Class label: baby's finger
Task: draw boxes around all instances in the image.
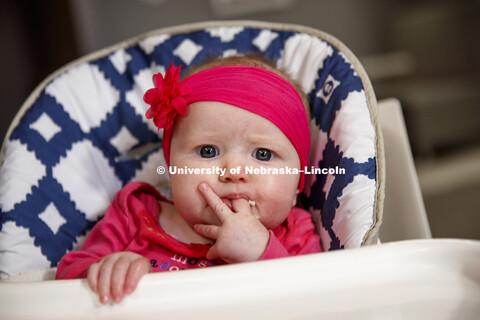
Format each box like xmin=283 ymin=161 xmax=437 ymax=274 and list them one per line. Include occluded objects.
xmin=231 ymin=198 xmax=251 ymax=213
xmin=97 ymin=257 xmax=116 ymax=304
xmin=124 ymin=258 xmax=151 ymax=295
xmin=87 ymin=262 xmax=101 ymax=293
xmin=198 ymin=182 xmax=231 ymax=222
xmin=194 ymin=223 xmax=219 ymax=240
xmin=110 ymin=258 xmax=130 ymax=303
xmin=205 ymin=244 xmax=220 ymax=261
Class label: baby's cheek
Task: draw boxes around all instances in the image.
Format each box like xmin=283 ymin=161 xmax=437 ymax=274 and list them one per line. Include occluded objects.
xmin=264 ymin=174 xmax=298 ymax=198
xmin=259 ymin=184 xmax=297 ymax=227
xmin=258 ymin=199 xmax=293 ymax=229
xmin=171 ymin=186 xmax=200 ymax=221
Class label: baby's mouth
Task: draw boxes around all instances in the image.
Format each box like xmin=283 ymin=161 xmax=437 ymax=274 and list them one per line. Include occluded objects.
xmin=220 ymin=198 xmax=257 ymax=212
xmin=220 ymin=193 xmax=254 ymax=211
xmin=221 ymin=198 xmax=233 ymax=210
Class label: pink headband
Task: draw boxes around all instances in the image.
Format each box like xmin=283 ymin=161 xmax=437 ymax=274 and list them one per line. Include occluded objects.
xmin=143 ymin=63 xmax=310 ymax=191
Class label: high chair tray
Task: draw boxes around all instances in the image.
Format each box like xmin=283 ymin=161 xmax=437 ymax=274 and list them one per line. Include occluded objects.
xmin=1 ymin=239 xmax=479 ymax=319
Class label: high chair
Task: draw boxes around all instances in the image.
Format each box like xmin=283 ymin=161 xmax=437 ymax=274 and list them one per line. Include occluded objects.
xmin=1 ymin=21 xmax=479 ymax=319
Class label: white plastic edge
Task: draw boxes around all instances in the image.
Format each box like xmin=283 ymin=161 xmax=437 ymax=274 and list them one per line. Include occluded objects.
xmin=1 ymin=239 xmax=479 ymax=320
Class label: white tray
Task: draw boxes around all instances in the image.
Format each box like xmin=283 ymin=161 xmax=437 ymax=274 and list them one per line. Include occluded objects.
xmin=1 ymin=239 xmax=479 ymax=319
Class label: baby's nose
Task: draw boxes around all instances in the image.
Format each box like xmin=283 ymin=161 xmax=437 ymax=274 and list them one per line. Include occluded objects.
xmin=218 ymin=156 xmax=248 ymax=183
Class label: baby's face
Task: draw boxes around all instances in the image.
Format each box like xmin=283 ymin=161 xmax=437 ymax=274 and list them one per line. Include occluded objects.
xmin=169 ymin=101 xmax=301 ymax=230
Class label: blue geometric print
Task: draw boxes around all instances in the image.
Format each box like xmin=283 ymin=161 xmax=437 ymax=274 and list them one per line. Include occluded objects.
xmin=311 ymin=50 xmax=364 ymax=134
xmin=0 ymin=25 xmax=378 ymax=276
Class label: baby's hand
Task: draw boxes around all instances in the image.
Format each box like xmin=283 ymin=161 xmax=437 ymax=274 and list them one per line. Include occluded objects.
xmin=194 ymin=182 xmax=270 ymax=263
xmin=87 ymin=251 xmax=151 ymax=304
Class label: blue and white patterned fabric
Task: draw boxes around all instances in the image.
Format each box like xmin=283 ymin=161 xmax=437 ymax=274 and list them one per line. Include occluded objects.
xmin=0 ymin=22 xmax=383 ymax=279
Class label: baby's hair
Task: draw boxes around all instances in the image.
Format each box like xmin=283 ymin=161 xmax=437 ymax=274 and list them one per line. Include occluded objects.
xmin=185 ymin=54 xmax=311 ymax=119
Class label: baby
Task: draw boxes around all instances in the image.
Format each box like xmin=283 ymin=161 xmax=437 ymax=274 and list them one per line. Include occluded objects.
xmin=56 ymin=55 xmax=322 ymax=304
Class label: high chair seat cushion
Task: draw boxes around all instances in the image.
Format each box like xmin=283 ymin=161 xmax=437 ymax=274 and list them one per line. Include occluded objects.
xmin=0 ymin=21 xmax=384 ymax=279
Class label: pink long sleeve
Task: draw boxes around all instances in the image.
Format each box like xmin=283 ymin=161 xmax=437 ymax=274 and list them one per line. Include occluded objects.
xmin=262 ymin=207 xmax=322 ymax=260
xmin=56 ymin=183 xmax=156 ymax=279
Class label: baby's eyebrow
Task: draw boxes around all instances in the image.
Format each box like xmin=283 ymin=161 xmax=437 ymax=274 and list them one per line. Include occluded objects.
xmin=185 ymin=132 xmax=288 ymax=150
xmin=247 ymin=136 xmax=291 ymax=153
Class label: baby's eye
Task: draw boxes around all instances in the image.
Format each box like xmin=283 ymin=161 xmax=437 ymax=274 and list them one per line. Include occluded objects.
xmin=197 ymin=145 xmax=218 ymax=158
xmin=253 ymin=148 xmax=274 ymax=161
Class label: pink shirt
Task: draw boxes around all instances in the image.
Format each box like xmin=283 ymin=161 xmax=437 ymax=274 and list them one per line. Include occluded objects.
xmin=56 ymin=182 xmax=321 ymax=279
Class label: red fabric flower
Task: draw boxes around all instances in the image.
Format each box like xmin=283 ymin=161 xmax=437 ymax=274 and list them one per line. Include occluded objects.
xmin=143 ymin=63 xmax=191 ymax=130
